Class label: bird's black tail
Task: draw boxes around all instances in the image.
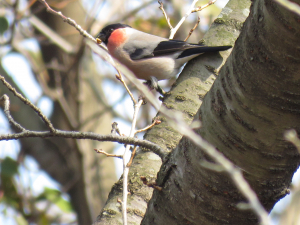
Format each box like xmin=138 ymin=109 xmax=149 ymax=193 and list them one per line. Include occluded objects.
xmin=178 ymin=45 xmax=232 ymax=58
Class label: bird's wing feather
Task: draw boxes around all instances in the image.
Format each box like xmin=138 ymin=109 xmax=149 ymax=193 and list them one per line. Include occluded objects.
xmin=152 ymin=40 xmax=198 ymax=57
xmin=127 ymin=40 xmax=199 ymax=60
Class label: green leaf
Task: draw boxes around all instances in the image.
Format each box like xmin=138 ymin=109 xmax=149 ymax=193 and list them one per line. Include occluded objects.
xmin=15 ymin=214 xmax=28 ymax=225
xmin=0 ymin=16 xmax=9 ymax=34
xmin=37 ymin=213 xmax=50 ymax=225
xmin=0 ymin=176 xmax=20 ymax=210
xmin=37 ymin=187 xmax=73 ymax=213
xmin=54 ymin=197 xmax=73 ymax=212
xmin=1 ymin=157 xmax=19 ymax=177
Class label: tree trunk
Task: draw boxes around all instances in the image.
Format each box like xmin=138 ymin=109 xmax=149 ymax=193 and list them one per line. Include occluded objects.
xmin=93 ymin=0 xmax=250 ymax=224
xmin=142 ymin=0 xmax=300 ymax=224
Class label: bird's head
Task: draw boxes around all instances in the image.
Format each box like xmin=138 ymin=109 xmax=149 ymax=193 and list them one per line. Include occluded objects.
xmin=96 ymin=23 xmax=131 ymax=45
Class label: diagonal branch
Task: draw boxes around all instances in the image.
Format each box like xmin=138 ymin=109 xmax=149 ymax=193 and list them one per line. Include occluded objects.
xmin=37 ymin=0 xmax=107 ymax=51
xmin=0 ymin=75 xmax=56 ymax=133
xmin=158 ymin=1 xmax=173 ymax=30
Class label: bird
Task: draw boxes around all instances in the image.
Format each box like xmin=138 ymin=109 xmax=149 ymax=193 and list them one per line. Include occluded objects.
xmin=96 ymin=23 xmax=231 ymax=93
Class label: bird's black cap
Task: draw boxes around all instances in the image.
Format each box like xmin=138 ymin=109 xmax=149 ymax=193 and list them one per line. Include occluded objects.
xmin=96 ymin=23 xmax=131 ymax=45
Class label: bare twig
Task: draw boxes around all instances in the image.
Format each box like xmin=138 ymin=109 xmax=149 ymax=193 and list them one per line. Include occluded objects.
xmin=158 ymin=1 xmax=173 ymax=30
xmin=0 ymin=128 xmax=165 ymax=157
xmin=140 ymin=176 xmax=162 ymax=191
xmin=166 ymin=114 xmax=270 ymax=225
xmin=118 ymin=65 xmax=270 ymax=224
xmin=115 ymin=68 xmax=137 ymax=105
xmin=115 ymin=32 xmax=269 ymax=224
xmin=135 ymin=119 xmax=161 ymax=135
xmin=0 ymin=74 xmax=165 ymax=157
xmin=122 ymin=99 xmax=143 ymax=225
xmin=191 ymin=0 xmax=217 ymax=13
xmin=0 ymin=95 xmax=26 ymax=132
xmin=28 ymin=16 xmax=75 ymax=54
xmin=37 ymin=0 xmax=107 ymax=51
xmin=0 ymin=75 xmax=56 ymax=133
xmin=169 ymin=0 xmax=200 ymax=39
xmin=126 ymin=146 xmax=137 ymax=167
xmin=184 ymin=16 xmax=200 ymax=42
xmin=94 ymin=149 xmax=123 ymax=159
xmin=9 ymin=1 xmax=267 ymax=224
xmin=111 ymin=122 xmax=121 ymax=136
xmin=159 ymin=0 xmax=216 ymax=39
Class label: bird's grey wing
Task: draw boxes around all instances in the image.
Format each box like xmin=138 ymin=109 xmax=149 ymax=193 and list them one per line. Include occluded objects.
xmin=127 ymin=46 xmax=155 ymax=60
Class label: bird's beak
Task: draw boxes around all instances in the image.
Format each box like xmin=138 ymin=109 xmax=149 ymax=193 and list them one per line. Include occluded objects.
xmin=97 ymin=32 xmax=106 ymax=43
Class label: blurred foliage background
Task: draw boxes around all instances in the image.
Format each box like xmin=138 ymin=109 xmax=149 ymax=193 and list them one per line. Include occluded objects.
xmin=2 ymin=0 xmax=294 ymax=224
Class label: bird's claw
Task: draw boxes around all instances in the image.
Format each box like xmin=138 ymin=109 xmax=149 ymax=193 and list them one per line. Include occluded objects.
xmin=150 ymin=76 xmax=166 ymax=96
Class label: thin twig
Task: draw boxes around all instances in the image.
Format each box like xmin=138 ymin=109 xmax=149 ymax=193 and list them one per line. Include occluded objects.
xmin=115 ymin=68 xmax=137 ymax=105
xmin=122 ymin=99 xmax=143 ymax=225
xmin=159 ymin=0 xmax=216 ymax=39
xmin=135 ymin=119 xmax=161 ymax=135
xmin=126 ymin=146 xmax=137 ymax=167
xmin=184 ymin=16 xmax=201 ymax=42
xmin=28 ymin=16 xmax=75 ymax=54
xmin=158 ymin=1 xmax=173 ymax=30
xmin=115 ymin=45 xmax=269 ymax=224
xmin=90 ymin=40 xmax=144 ymax=109
xmin=94 ymin=149 xmax=123 ymax=159
xmin=140 ymin=176 xmax=162 ymax=191
xmin=0 ymin=75 xmax=165 ymax=157
xmin=0 ymin=75 xmax=56 ymax=133
xmin=169 ymin=0 xmax=200 ymax=39
xmin=111 ymin=122 xmax=122 ymax=136
xmin=165 ymin=114 xmax=270 ymax=225
xmin=0 ymin=95 xmax=26 ymax=132
xmin=0 ymin=129 xmax=165 ymax=157
xmin=191 ymin=0 xmax=217 ymax=13
xmin=37 ymin=0 xmax=107 ymax=51
xmin=11 ymin=2 xmax=266 ymax=224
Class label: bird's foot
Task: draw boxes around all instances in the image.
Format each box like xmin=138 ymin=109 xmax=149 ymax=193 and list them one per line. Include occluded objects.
xmin=149 ymin=76 xmax=166 ymax=96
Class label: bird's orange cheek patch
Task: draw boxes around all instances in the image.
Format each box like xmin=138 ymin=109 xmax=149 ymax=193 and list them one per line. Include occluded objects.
xmin=107 ymin=29 xmax=127 ymax=52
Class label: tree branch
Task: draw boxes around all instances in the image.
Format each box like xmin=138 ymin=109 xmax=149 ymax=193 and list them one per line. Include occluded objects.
xmin=0 ymin=128 xmax=165 ymax=158
xmin=122 ymin=99 xmax=143 ymax=225
xmin=37 ymin=0 xmax=107 ymax=51
xmin=0 ymin=75 xmax=56 ymax=133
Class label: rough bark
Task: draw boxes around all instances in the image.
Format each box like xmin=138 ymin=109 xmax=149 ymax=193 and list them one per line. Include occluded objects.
xmin=142 ymin=0 xmax=300 ymax=224
xmin=93 ymin=0 xmax=249 ymax=224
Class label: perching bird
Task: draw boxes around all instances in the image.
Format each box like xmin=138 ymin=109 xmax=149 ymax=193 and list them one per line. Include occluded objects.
xmin=96 ymin=23 xmax=231 ymax=92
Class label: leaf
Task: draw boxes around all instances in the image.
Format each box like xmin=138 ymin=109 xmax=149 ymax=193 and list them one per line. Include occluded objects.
xmin=37 ymin=187 xmax=73 ymax=212
xmin=0 ymin=175 xmax=20 ymax=210
xmin=15 ymin=214 xmax=28 ymax=225
xmin=0 ymin=16 xmax=9 ymax=34
xmin=54 ymin=197 xmax=73 ymax=212
xmin=1 ymin=157 xmax=19 ymax=177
